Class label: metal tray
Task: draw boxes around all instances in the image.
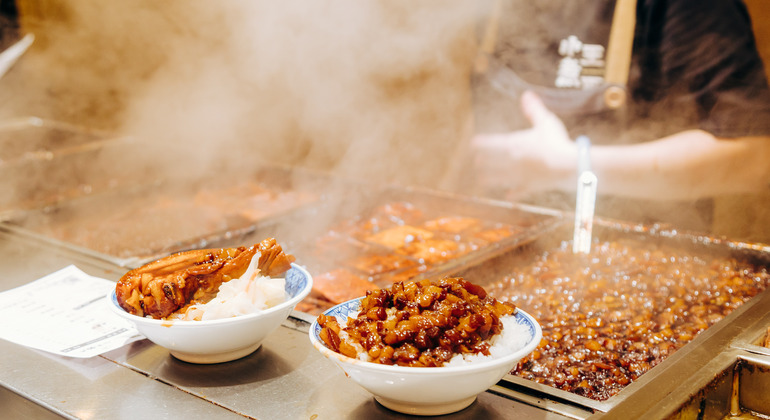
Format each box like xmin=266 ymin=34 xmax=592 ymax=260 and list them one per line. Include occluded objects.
xmin=442 ymin=218 xmax=770 ymax=415
xmin=200 ymin=185 xmax=564 ymax=314
xmin=2 ymin=164 xmax=328 ymax=267
xmin=0 ymin=117 xmax=137 ymax=217
xmin=0 ymin=117 xmax=116 ymax=163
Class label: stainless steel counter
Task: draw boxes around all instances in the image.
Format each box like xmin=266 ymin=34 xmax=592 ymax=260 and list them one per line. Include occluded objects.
xmin=0 ymin=227 xmax=577 ymax=420
xmin=4 ymin=221 xmax=770 ymax=420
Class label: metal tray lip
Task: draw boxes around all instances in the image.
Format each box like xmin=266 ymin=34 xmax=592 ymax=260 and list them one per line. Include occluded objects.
xmin=588 ymin=216 xmax=770 ymax=254
xmin=495 ymin=373 xmax=613 ymax=414
xmin=487 ymin=385 xmax=595 ymax=420
xmin=730 ymin=319 xmax=770 ymax=357
xmin=0 ymin=115 xmax=133 ymax=166
xmin=734 ymin=342 xmax=770 ymax=358
xmin=310 ymin=181 xmax=567 ymax=221
xmin=733 ymin=349 xmax=770 ymax=366
xmin=0 ymin=222 xmax=144 ymax=268
xmin=0 ymin=115 xmax=116 ymax=136
xmin=396 ymin=184 xmax=566 ymax=215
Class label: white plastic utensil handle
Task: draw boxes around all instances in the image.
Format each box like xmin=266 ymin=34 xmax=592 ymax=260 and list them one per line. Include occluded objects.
xmin=573 ymin=170 xmax=597 ymax=254
xmin=573 ymin=136 xmax=597 ymax=254
xmin=576 ymin=135 xmax=592 ymax=174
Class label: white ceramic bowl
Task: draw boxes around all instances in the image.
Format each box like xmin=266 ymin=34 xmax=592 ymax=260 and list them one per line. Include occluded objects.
xmin=109 ymin=263 xmax=312 ymax=364
xmin=309 ymin=297 xmax=542 ymax=416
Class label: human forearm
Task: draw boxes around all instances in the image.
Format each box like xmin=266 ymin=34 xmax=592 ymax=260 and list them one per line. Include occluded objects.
xmin=472 ymin=90 xmax=770 ymax=202
xmin=585 ymin=130 xmax=770 ymax=201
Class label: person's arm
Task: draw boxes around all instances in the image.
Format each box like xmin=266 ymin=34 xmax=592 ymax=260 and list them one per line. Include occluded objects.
xmin=590 ymin=130 xmax=770 ymax=201
xmin=471 ymin=91 xmax=770 ymax=201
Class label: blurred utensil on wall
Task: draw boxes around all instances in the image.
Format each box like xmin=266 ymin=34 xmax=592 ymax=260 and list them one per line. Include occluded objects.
xmin=0 ymin=32 xmax=33 ymax=80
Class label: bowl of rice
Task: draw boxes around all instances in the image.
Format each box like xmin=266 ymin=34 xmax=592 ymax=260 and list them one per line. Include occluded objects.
xmin=109 ymin=262 xmax=312 ymax=364
xmin=309 ymin=277 xmax=541 ymax=416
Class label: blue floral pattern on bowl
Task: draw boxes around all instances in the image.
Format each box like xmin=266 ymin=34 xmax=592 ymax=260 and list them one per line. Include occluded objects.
xmin=285 ymin=263 xmax=311 ymax=298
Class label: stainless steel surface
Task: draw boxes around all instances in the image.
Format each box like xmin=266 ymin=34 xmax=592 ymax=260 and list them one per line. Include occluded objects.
xmin=0 ymin=228 xmax=246 ymax=420
xmin=4 ymin=192 xmax=770 ymax=419
xmin=0 ymin=226 xmax=574 ymax=419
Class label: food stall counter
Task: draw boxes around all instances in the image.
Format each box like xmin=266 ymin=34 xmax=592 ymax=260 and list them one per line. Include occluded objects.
xmin=0 ymin=227 xmax=579 ymax=420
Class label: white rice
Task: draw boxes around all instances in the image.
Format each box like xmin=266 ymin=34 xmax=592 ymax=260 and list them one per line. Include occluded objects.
xmin=172 ymin=252 xmax=286 ymax=321
xmin=444 ymin=315 xmax=530 ymax=366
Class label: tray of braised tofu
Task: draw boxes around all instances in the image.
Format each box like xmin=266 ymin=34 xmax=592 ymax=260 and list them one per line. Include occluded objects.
xmin=202 ymin=185 xmax=564 ymax=315
xmin=438 ymin=218 xmax=770 ymax=413
xmin=1 ymin=165 xmax=326 ymax=266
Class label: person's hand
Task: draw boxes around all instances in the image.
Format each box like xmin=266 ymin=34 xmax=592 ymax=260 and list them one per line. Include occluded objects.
xmin=470 ymin=90 xmax=577 ymax=198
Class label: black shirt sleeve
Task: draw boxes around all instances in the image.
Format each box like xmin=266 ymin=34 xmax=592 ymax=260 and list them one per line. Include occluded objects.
xmin=0 ymin=0 xmax=19 ymax=52
xmin=632 ymin=0 xmax=770 ymax=138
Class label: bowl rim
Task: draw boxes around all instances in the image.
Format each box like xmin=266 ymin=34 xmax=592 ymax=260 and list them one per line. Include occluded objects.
xmin=309 ymin=296 xmax=543 ymax=374
xmin=108 ymin=263 xmax=313 ymax=327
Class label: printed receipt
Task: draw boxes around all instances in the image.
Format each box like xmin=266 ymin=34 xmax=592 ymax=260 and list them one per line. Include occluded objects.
xmin=0 ymin=265 xmax=143 ymax=358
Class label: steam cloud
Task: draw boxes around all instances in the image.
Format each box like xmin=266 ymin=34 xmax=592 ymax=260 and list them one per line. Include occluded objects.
xmin=7 ymin=1 xmax=770 ymax=244
xmin=13 ymin=1 xmax=482 ymax=189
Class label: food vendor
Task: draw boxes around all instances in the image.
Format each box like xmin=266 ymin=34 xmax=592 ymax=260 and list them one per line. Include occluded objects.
xmin=466 ymin=0 xmax=770 ymax=241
